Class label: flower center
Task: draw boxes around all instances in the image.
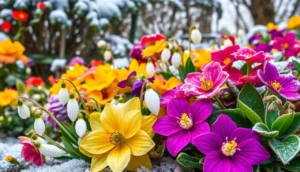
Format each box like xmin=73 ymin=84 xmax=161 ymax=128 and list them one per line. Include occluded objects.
xmin=179 ymin=113 xmax=193 ymax=129
xmin=270 ymin=81 xmax=282 ymax=91
xmin=283 ymin=43 xmax=289 ymax=49
xmin=110 ymin=132 xmax=123 ymax=145
xmin=200 ymin=77 xmax=214 ymax=91
xmin=223 ymin=58 xmax=231 ymax=65
xmin=247 ymin=53 xmax=253 ymax=58
xmin=19 ymin=14 xmax=25 ymax=19
xmin=222 ymin=138 xmax=239 ymax=156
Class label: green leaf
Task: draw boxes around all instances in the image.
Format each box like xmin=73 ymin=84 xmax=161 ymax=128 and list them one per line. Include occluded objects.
xmin=176 ymin=152 xmax=203 ymax=169
xmin=292 ymin=60 xmax=300 ymax=73
xmin=238 ymin=83 xmax=264 ymax=124
xmin=271 ymin=113 xmax=294 ymax=136
xmin=185 ymin=57 xmax=195 ymax=74
xmin=281 ymin=113 xmax=300 ymax=138
xmin=54 ymin=156 xmax=75 ymax=161
xmin=208 ymin=108 xmax=252 ymax=128
xmin=179 ymin=65 xmax=185 ymax=82
xmin=16 ymin=78 xmax=26 ymax=94
xmin=157 ymin=71 xmax=174 ymax=80
xmin=280 ymin=157 xmax=300 ymax=171
xmin=269 ymin=135 xmax=300 ymax=164
xmin=252 ymin=122 xmax=278 ymax=138
xmin=265 ymin=101 xmax=280 ymax=129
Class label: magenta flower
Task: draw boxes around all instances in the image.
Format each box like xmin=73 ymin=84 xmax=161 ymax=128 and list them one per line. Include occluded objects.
xmin=19 ymin=137 xmax=45 ymax=166
xmin=68 ymin=56 xmax=85 ymax=66
xmin=181 ymin=62 xmax=229 ymax=99
xmin=254 ymin=43 xmax=272 ymax=53
xmin=273 ymin=32 xmax=300 ymax=58
xmin=153 ymin=98 xmax=212 ymax=157
xmin=258 ymin=62 xmax=300 ymax=101
xmin=226 ymin=64 xmax=263 ymax=86
xmin=233 ymin=48 xmax=272 ymax=64
xmin=160 ymin=84 xmax=185 ymax=107
xmin=211 ymin=45 xmax=239 ymax=68
xmin=118 ymin=71 xmax=137 ymax=88
xmin=193 ymin=115 xmax=270 ymax=172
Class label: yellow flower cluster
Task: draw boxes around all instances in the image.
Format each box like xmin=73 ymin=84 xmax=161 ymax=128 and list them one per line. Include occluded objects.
xmin=0 ymin=39 xmax=28 ymax=64
xmin=288 ymin=16 xmax=300 ymax=30
xmin=0 ymin=89 xmax=18 ymax=107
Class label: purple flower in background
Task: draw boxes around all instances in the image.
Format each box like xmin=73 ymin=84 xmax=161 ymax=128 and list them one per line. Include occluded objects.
xmin=68 ymin=56 xmax=85 ymax=66
xmin=26 ymin=60 xmax=35 ymax=67
xmin=273 ymin=32 xmax=300 ymax=58
xmin=248 ymin=34 xmax=261 ymax=45
xmin=269 ymin=29 xmax=284 ymax=40
xmin=129 ymin=43 xmax=146 ymax=63
xmin=254 ymin=43 xmax=272 ymax=53
xmin=131 ymin=80 xmax=145 ymax=97
xmin=153 ymin=98 xmax=212 ymax=157
xmin=46 ymin=95 xmax=68 ymax=129
xmin=193 ymin=114 xmax=270 ymax=172
xmin=219 ymin=88 xmax=236 ymax=107
xmin=118 ymin=71 xmax=136 ymax=88
xmin=258 ymin=62 xmax=300 ymax=101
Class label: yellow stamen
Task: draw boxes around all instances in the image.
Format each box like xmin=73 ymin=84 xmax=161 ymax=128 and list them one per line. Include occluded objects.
xmin=247 ymin=53 xmax=253 ymax=57
xmin=200 ymin=77 xmax=214 ymax=91
xmin=223 ymin=58 xmax=231 ymax=65
xmin=222 ymin=138 xmax=239 ymax=156
xmin=5 ymin=155 xmax=12 ymax=162
xmin=270 ymin=81 xmax=282 ymax=91
xmin=19 ymin=14 xmax=24 ymax=19
xmin=109 ymin=132 xmax=123 ymax=145
xmin=283 ymin=43 xmax=289 ymax=49
xmin=179 ymin=113 xmax=193 ymax=129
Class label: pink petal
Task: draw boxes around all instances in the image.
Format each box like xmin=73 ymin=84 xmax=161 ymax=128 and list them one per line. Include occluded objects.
xmin=153 ymin=116 xmax=182 ymax=136
xmin=212 ymin=114 xmax=237 ymax=141
xmin=190 ymin=99 xmax=212 ymax=123
xmin=193 ymin=133 xmax=222 ymax=155
xmin=230 ymin=128 xmax=261 ymax=143
xmin=230 ymin=156 xmax=252 ymax=172
xmin=185 ymin=72 xmax=202 ymax=86
xmin=166 ymin=130 xmax=191 ymax=157
xmin=203 ymin=151 xmax=231 ymax=172
xmin=190 ymin=122 xmax=210 ymax=140
xmin=167 ymin=98 xmax=190 ymax=118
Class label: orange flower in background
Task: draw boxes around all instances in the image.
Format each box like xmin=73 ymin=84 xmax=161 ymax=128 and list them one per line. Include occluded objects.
xmin=36 ymin=2 xmax=46 ymax=10
xmin=25 ymin=77 xmax=45 ymax=87
xmin=267 ymin=22 xmax=279 ymax=31
xmin=142 ymin=40 xmax=166 ymax=58
xmin=151 ymin=76 xmax=182 ymax=95
xmin=0 ymin=21 xmax=11 ymax=32
xmin=12 ymin=11 xmax=29 ymax=22
xmin=0 ymin=39 xmax=28 ymax=64
xmin=287 ymin=15 xmax=300 ymax=30
xmin=90 ymin=59 xmax=103 ymax=67
xmin=0 ymin=89 xmax=18 ymax=107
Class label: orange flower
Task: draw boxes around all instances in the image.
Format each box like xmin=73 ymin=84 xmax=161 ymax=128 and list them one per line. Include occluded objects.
xmin=90 ymin=59 xmax=103 ymax=67
xmin=12 ymin=11 xmax=29 ymax=22
xmin=151 ymin=76 xmax=182 ymax=95
xmin=142 ymin=40 xmax=166 ymax=58
xmin=287 ymin=16 xmax=300 ymax=30
xmin=25 ymin=77 xmax=45 ymax=87
xmin=0 ymin=39 xmax=28 ymax=64
xmin=0 ymin=89 xmax=18 ymax=107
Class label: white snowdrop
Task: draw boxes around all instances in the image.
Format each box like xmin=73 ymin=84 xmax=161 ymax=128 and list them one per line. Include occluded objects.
xmin=104 ymin=50 xmax=112 ymax=61
xmin=97 ymin=40 xmax=106 ymax=48
xmin=37 ymin=143 xmax=66 ymax=158
xmin=17 ymin=100 xmax=30 ymax=119
xmin=146 ymin=61 xmax=155 ymax=77
xmin=223 ymin=39 xmax=233 ymax=47
xmin=34 ymin=118 xmax=45 ymax=136
xmin=191 ymin=28 xmax=202 ymax=44
xmin=161 ymin=48 xmax=171 ymax=63
xmin=58 ymin=83 xmax=69 ymax=105
xmin=75 ymin=115 xmax=87 ymax=137
xmin=67 ymin=94 xmax=79 ymax=122
xmin=145 ymin=86 xmax=160 ymax=116
xmin=32 ymin=135 xmax=47 ymax=144
xmin=171 ymin=52 xmax=182 ymax=68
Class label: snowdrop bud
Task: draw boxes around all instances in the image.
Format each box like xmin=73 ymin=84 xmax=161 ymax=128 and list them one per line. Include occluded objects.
xmin=26 ymin=67 xmax=31 ymax=75
xmin=171 ymin=52 xmax=182 ymax=68
xmin=237 ymin=29 xmax=245 ymax=37
xmin=104 ymin=50 xmax=112 ymax=61
xmin=67 ymin=94 xmax=79 ymax=122
xmin=146 ymin=61 xmax=155 ymax=77
xmin=32 ymin=135 xmax=47 ymax=144
xmin=75 ymin=114 xmax=87 ymax=137
xmin=223 ymin=39 xmax=233 ymax=47
xmin=34 ymin=114 xmax=45 ymax=136
xmin=17 ymin=100 xmax=30 ymax=119
xmin=145 ymin=85 xmax=160 ymax=116
xmin=97 ymin=40 xmax=106 ymax=48
xmin=32 ymin=94 xmax=41 ymax=101
xmin=161 ymin=48 xmax=171 ymax=63
xmin=191 ymin=27 xmax=202 ymax=44
xmin=58 ymin=83 xmax=69 ymax=105
xmin=37 ymin=143 xmax=66 ymax=158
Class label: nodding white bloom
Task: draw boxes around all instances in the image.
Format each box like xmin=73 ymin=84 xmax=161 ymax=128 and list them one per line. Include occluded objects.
xmin=145 ymin=87 xmax=160 ymax=116
xmin=146 ymin=61 xmax=155 ymax=77
xmin=17 ymin=100 xmax=30 ymax=119
xmin=37 ymin=143 xmax=66 ymax=158
xmin=34 ymin=115 xmax=45 ymax=136
xmin=161 ymin=48 xmax=171 ymax=63
xmin=67 ymin=94 xmax=79 ymax=122
xmin=171 ymin=52 xmax=181 ymax=68
xmin=191 ymin=28 xmax=202 ymax=44
xmin=32 ymin=135 xmax=47 ymax=144
xmin=75 ymin=115 xmax=87 ymax=137
xmin=223 ymin=39 xmax=233 ymax=47
xmin=32 ymin=94 xmax=41 ymax=101
xmin=104 ymin=50 xmax=112 ymax=61
xmin=58 ymin=83 xmax=69 ymax=105
xmin=97 ymin=40 xmax=106 ymax=48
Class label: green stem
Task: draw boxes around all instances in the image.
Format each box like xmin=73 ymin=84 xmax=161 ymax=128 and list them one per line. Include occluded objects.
xmin=86 ymin=97 xmax=101 ymax=112
xmin=214 ymin=96 xmax=226 ymax=110
xmin=139 ymin=81 xmax=148 ymax=110
xmin=41 ymin=134 xmax=70 ymax=154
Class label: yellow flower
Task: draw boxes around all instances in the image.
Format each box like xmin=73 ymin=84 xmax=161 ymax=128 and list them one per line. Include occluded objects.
xmin=0 ymin=39 xmax=28 ymax=64
xmin=142 ymin=40 xmax=166 ymax=58
xmin=267 ymin=22 xmax=279 ymax=31
xmin=151 ymin=76 xmax=182 ymax=95
xmin=80 ymin=98 xmax=155 ymax=172
xmin=288 ymin=16 xmax=300 ymax=30
xmin=183 ymin=49 xmax=212 ymax=69
xmin=86 ymin=83 xmax=119 ymax=106
xmin=0 ymin=89 xmax=18 ymax=107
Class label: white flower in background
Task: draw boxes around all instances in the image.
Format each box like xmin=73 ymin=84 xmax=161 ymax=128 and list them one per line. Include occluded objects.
xmin=145 ymin=86 xmax=160 ymax=116
xmin=97 ymin=40 xmax=106 ymax=48
xmin=34 ymin=114 xmax=45 ymax=136
xmin=37 ymin=143 xmax=66 ymax=158
xmin=104 ymin=50 xmax=112 ymax=61
xmin=32 ymin=94 xmax=42 ymax=101
xmin=146 ymin=61 xmax=155 ymax=77
xmin=223 ymin=39 xmax=233 ymax=47
xmin=171 ymin=52 xmax=181 ymax=68
xmin=17 ymin=100 xmax=30 ymax=119
xmin=191 ymin=27 xmax=202 ymax=44
xmin=161 ymin=48 xmax=171 ymax=63
xmin=67 ymin=94 xmax=79 ymax=122
xmin=58 ymin=83 xmax=69 ymax=105
xmin=50 ymin=58 xmax=66 ymax=72
xmin=75 ymin=114 xmax=87 ymax=137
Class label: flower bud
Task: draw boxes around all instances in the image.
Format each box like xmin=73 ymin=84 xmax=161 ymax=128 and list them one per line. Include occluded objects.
xmin=58 ymin=83 xmax=69 ymax=105
xmin=97 ymin=40 xmax=106 ymax=48
xmin=104 ymin=50 xmax=112 ymax=61
xmin=171 ymin=52 xmax=181 ymax=68
xmin=67 ymin=94 xmax=79 ymax=122
xmin=223 ymin=39 xmax=233 ymax=47
xmin=161 ymin=48 xmax=171 ymax=63
xmin=17 ymin=100 xmax=30 ymax=119
xmin=37 ymin=143 xmax=66 ymax=158
xmin=34 ymin=114 xmax=45 ymax=136
xmin=146 ymin=61 xmax=155 ymax=77
xmin=145 ymin=86 xmax=160 ymax=116
xmin=191 ymin=28 xmax=202 ymax=44
xmin=32 ymin=135 xmax=47 ymax=144
xmin=75 ymin=114 xmax=87 ymax=137
xmin=32 ymin=94 xmax=42 ymax=101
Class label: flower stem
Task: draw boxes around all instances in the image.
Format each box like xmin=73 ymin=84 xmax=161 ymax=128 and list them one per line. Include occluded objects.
xmin=214 ymin=96 xmax=226 ymax=110
xmin=41 ymin=134 xmax=70 ymax=153
xmin=86 ymin=97 xmax=101 ymax=112
xmin=140 ymin=81 xmax=148 ymax=110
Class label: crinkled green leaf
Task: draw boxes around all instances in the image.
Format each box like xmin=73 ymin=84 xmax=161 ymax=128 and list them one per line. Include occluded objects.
xmin=252 ymin=122 xmax=278 ymax=138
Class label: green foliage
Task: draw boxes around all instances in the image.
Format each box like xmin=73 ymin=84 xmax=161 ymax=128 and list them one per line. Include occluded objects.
xmin=176 ymin=153 xmax=203 ymax=169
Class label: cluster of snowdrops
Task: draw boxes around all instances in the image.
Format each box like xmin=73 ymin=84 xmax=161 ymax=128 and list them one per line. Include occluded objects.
xmin=5 ymin=17 xmax=300 ymax=172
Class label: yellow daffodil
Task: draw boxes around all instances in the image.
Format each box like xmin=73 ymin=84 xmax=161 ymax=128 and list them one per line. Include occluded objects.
xmin=151 ymin=76 xmax=182 ymax=95
xmin=142 ymin=40 xmax=166 ymax=58
xmin=0 ymin=89 xmax=18 ymax=107
xmin=267 ymin=22 xmax=279 ymax=31
xmin=80 ymin=98 xmax=156 ymax=172
xmin=0 ymin=39 xmax=28 ymax=64
xmin=287 ymin=15 xmax=300 ymax=30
